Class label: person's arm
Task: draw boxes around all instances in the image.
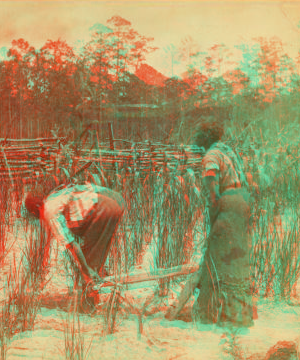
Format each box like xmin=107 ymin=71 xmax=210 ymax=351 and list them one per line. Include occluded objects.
xmin=43 ymin=195 xmax=100 ymax=285
xmin=66 ymin=241 xmax=100 ymax=284
xmin=203 ymin=173 xmax=220 ymax=205
xmin=202 ymin=172 xmax=220 ymax=223
xmin=184 ymin=168 xmax=201 ymax=200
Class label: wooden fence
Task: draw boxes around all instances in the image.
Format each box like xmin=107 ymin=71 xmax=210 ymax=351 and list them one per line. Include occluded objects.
xmin=0 ymin=137 xmax=63 ymax=184
xmin=0 ymin=137 xmax=203 ymax=184
xmin=75 ymin=140 xmax=203 ymax=178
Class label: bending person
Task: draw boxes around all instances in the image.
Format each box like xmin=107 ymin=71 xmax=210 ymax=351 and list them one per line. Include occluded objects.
xmin=25 ymin=181 xmax=125 ymax=306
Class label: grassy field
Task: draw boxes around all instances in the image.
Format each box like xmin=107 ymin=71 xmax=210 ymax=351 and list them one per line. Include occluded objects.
xmin=1 ymin=99 xmax=300 ymax=359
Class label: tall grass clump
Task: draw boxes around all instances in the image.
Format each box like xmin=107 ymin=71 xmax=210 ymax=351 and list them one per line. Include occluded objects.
xmin=227 ymin=117 xmax=300 ymax=301
xmin=0 ymin=208 xmax=51 ymax=346
xmin=0 ymin=179 xmax=10 ymax=212
xmin=0 ymin=299 xmax=10 ymax=360
xmin=249 ymin=174 xmax=300 ymax=300
xmin=0 ymin=181 xmax=11 ymax=251
xmin=153 ymin=169 xmax=203 ymax=295
xmin=105 ymin=166 xmax=158 ymax=276
xmin=0 ymin=259 xmax=38 ymax=339
xmin=0 ymin=200 xmax=8 ymax=265
xmin=63 ymin=293 xmax=93 ymax=360
xmin=22 ymin=216 xmax=51 ymax=285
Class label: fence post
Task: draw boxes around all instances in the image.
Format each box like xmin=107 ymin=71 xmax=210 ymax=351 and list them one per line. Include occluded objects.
xmin=1 ymin=146 xmax=14 ymax=187
xmin=108 ymin=121 xmax=115 ymax=151
xmin=94 ymin=129 xmax=108 ymax=187
xmin=108 ymin=122 xmax=119 ymax=178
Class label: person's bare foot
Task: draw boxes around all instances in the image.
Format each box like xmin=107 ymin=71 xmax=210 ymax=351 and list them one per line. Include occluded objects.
xmin=159 ymin=288 xmax=169 ymax=297
xmin=165 ymin=302 xmax=179 ymax=321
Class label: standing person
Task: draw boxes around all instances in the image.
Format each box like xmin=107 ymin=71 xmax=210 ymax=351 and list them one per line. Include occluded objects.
xmin=24 ymin=182 xmax=125 ymax=306
xmin=165 ymin=120 xmax=256 ymax=329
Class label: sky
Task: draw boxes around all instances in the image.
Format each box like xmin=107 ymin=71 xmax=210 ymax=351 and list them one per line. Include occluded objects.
xmin=0 ymin=1 xmax=299 ymax=77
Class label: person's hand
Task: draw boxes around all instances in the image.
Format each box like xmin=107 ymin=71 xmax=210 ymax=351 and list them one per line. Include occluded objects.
xmin=87 ymin=268 xmax=101 ymax=285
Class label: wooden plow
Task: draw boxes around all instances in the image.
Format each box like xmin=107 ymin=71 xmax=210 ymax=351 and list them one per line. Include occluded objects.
xmin=93 ymin=263 xmax=200 ymax=292
xmin=88 ymin=263 xmax=201 ymax=334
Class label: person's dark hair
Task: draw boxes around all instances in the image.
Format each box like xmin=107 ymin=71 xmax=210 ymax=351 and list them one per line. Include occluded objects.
xmin=25 ymin=193 xmax=44 ymax=219
xmin=193 ymin=119 xmax=224 ymax=151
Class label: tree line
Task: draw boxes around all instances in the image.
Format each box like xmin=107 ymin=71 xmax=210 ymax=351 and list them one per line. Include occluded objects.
xmin=0 ymin=15 xmax=299 ymax=141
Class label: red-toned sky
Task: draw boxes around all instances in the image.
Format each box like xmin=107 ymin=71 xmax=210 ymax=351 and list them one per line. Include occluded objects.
xmin=0 ymin=1 xmax=299 ymax=77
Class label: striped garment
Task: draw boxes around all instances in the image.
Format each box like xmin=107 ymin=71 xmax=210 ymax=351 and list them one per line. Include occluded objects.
xmin=201 ymin=142 xmax=248 ymax=195
xmin=43 ymin=182 xmax=118 ymax=247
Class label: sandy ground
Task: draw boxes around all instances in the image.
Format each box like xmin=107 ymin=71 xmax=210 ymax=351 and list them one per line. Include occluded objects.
xmin=1 ymin=214 xmax=300 ymax=360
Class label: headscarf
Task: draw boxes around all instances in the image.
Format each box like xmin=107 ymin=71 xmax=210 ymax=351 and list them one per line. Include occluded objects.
xmin=25 ymin=193 xmax=44 ymax=218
